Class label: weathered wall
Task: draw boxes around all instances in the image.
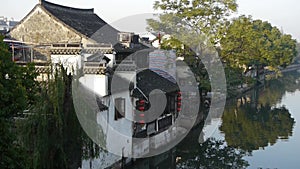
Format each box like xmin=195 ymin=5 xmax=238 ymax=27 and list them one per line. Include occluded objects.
xmin=10 ymin=6 xmax=90 ymax=44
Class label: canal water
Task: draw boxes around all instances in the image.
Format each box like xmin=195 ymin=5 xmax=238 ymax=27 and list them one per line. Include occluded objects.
xmin=125 ymin=71 xmax=300 ymax=169
xmin=29 ymin=71 xmax=300 ymax=168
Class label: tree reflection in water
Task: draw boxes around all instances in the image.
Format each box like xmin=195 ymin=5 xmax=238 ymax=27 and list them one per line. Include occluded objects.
xmin=219 ymin=72 xmax=299 ymax=152
xmin=128 ymin=134 xmax=250 ymax=169
xmin=220 ymin=104 xmax=295 ymax=152
xmin=18 ymin=70 xmax=300 ymax=168
xmin=176 ymin=138 xmax=250 ymax=169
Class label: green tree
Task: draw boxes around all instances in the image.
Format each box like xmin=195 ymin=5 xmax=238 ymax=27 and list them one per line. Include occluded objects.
xmin=150 ymin=0 xmax=237 ymax=44
xmin=225 ymin=66 xmax=250 ymax=96
xmin=220 ymin=16 xmax=298 ymax=81
xmin=0 ymin=36 xmax=38 ymax=168
xmin=147 ymin=0 xmax=237 ymax=100
xmin=293 ymin=42 xmax=300 ymax=63
xmin=147 ymin=0 xmax=238 ymax=58
xmin=20 ymin=67 xmax=86 ymax=169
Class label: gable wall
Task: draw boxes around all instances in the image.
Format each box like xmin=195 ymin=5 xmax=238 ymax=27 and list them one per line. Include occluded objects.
xmin=10 ymin=6 xmax=92 ymax=45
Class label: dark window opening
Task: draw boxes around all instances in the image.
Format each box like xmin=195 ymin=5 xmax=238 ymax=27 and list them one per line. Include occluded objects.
xmin=158 ymin=116 xmax=172 ymax=131
xmin=115 ymin=98 xmax=125 ymax=120
xmin=169 ymin=95 xmax=175 ymax=112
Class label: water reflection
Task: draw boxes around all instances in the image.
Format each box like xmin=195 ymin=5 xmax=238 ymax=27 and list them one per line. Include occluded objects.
xmin=176 ymin=131 xmax=250 ymax=169
xmin=127 ymin=126 xmax=250 ymax=169
xmin=220 ymin=72 xmax=299 ymax=152
xmin=127 ymin=71 xmax=300 ymax=168
xmin=21 ymin=71 xmax=300 ymax=168
xmin=125 ymin=136 xmax=248 ymax=168
xmin=220 ymin=104 xmax=294 ymax=151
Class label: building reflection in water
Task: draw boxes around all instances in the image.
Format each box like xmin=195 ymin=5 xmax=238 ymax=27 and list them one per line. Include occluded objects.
xmin=126 ymin=72 xmax=300 ymax=169
xmin=21 ymin=71 xmax=300 ymax=168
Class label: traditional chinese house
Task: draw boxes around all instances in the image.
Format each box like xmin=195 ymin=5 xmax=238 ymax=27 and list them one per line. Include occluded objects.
xmin=7 ymin=0 xmax=193 ymax=166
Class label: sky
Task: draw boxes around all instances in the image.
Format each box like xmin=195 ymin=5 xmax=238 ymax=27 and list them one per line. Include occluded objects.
xmin=1 ymin=0 xmax=300 ymax=40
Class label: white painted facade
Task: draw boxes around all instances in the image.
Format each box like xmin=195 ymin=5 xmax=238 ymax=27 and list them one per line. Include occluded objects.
xmin=47 ymin=44 xmax=184 ymax=163
xmin=51 ymin=54 xmax=82 ymax=75
xmin=79 ymin=74 xmax=108 ymax=96
xmin=83 ymin=71 xmax=136 ymax=157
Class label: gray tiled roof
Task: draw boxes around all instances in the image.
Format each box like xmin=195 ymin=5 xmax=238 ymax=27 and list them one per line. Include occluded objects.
xmin=8 ymin=21 xmax=18 ymax=27
xmin=0 ymin=30 xmax=7 ymax=35
xmin=133 ymin=69 xmax=179 ymax=97
xmin=41 ymin=0 xmax=119 ymax=41
xmin=0 ymin=20 xmax=6 ymax=25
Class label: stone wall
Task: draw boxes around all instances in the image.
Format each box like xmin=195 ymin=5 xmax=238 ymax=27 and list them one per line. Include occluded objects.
xmin=10 ymin=6 xmax=89 ymax=45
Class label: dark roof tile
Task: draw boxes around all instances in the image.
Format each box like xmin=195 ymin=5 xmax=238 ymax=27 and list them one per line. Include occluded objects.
xmin=134 ymin=69 xmax=179 ymax=97
xmin=41 ymin=0 xmax=118 ymax=40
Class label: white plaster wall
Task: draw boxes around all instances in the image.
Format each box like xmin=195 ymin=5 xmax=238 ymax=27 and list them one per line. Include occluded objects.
xmin=79 ymin=74 xmax=108 ymax=97
xmin=80 ymin=71 xmax=137 ymax=157
xmin=51 ymin=54 xmax=82 ymax=75
xmin=95 ymin=92 xmax=134 ymax=157
xmin=106 ymin=90 xmax=133 ymax=157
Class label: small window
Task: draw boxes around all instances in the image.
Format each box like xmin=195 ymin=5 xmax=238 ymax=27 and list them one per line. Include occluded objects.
xmin=169 ymin=95 xmax=175 ymax=112
xmin=115 ymin=98 xmax=125 ymax=120
xmin=67 ymin=44 xmax=80 ymax=48
xmin=119 ymin=33 xmax=130 ymax=42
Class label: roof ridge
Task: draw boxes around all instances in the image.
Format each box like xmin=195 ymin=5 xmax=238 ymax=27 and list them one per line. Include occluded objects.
xmin=41 ymin=0 xmax=94 ymax=13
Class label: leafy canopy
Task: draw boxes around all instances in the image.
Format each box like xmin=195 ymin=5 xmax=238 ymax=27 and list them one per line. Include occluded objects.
xmin=220 ymin=15 xmax=298 ymax=73
xmin=147 ymin=0 xmax=237 ymax=94
xmin=0 ymin=35 xmax=38 ymax=168
xmin=151 ymin=0 xmax=238 ymax=44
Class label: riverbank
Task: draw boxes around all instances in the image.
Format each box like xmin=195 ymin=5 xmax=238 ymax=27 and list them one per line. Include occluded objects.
xmin=194 ymin=64 xmax=300 ymax=129
xmin=228 ymin=63 xmax=300 ymax=99
xmin=125 ymin=67 xmax=300 ymax=169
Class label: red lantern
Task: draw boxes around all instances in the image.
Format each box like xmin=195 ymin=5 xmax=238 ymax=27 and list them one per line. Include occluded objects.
xmin=177 ymin=92 xmax=182 ymax=112
xmin=136 ymin=99 xmax=146 ymax=111
xmin=136 ymin=99 xmax=146 ymax=124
